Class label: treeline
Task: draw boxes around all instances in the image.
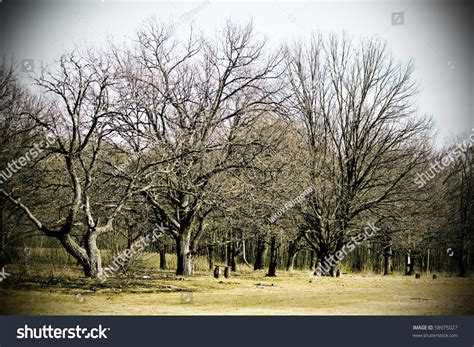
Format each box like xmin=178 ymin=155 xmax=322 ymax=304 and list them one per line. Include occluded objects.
xmin=0 ymin=19 xmax=472 ymax=279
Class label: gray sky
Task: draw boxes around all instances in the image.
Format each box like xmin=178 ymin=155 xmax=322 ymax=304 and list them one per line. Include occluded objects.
xmin=1 ymin=0 xmax=472 ymax=146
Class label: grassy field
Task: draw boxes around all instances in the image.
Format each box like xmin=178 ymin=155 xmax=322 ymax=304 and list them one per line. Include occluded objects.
xmin=1 ymin=264 xmax=473 ymax=315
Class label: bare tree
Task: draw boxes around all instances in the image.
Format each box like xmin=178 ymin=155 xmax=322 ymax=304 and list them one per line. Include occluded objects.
xmin=442 ymin=142 xmax=473 ymax=276
xmin=0 ymin=61 xmax=43 ymax=266
xmin=110 ymin=19 xmax=285 ymax=276
xmin=0 ymin=51 xmax=138 ymax=278
xmin=285 ymin=34 xmax=433 ymax=274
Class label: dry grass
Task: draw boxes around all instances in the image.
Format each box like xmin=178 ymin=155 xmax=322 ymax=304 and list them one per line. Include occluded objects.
xmin=1 ymin=262 xmax=473 ymax=315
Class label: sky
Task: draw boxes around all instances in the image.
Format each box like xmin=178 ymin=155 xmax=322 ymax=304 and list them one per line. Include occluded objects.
xmin=0 ymin=0 xmax=472 ymax=147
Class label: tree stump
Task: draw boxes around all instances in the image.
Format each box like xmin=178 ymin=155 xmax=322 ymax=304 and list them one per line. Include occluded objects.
xmin=213 ymin=266 xmax=220 ymax=279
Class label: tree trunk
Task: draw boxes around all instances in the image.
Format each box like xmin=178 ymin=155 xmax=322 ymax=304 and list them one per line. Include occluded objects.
xmin=426 ymin=248 xmax=430 ymax=273
xmin=227 ymin=242 xmax=236 ymax=271
xmin=314 ymin=243 xmax=341 ymax=277
xmin=405 ymin=250 xmax=413 ymax=276
xmin=254 ymin=236 xmax=266 ymax=270
xmin=309 ymin=250 xmax=316 ymax=270
xmin=419 ymin=254 xmax=424 ymax=274
xmin=85 ymin=232 xmax=103 ymax=277
xmin=241 ymin=240 xmax=250 ymax=266
xmin=383 ymin=244 xmax=392 ymax=275
xmin=286 ymin=252 xmax=298 ymax=271
xmin=267 ymin=236 xmax=278 ymax=277
xmin=208 ymin=245 xmax=214 ymax=271
xmin=286 ymin=242 xmax=299 ymax=271
xmin=159 ymin=246 xmax=167 ymax=270
xmin=58 ymin=233 xmax=102 ymax=278
xmin=176 ymin=234 xmax=193 ymax=276
xmin=314 ymin=244 xmax=329 ymax=276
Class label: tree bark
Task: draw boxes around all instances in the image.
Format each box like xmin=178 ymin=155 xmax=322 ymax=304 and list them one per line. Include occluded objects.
xmin=314 ymin=244 xmax=341 ymax=277
xmin=207 ymin=245 xmax=214 ymax=271
xmin=241 ymin=240 xmax=250 ymax=266
xmin=267 ymin=236 xmax=278 ymax=277
xmin=85 ymin=232 xmax=103 ymax=277
xmin=383 ymin=244 xmax=392 ymax=275
xmin=159 ymin=246 xmax=167 ymax=270
xmin=286 ymin=252 xmax=298 ymax=272
xmin=58 ymin=233 xmax=101 ymax=278
xmin=176 ymin=233 xmax=193 ymax=276
xmin=314 ymin=244 xmax=330 ymax=276
xmin=309 ymin=250 xmax=316 ymax=270
xmin=254 ymin=236 xmax=266 ymax=270
xmin=427 ymin=248 xmax=430 ymax=273
xmin=286 ymin=242 xmax=299 ymax=271
xmin=227 ymin=242 xmax=236 ymax=271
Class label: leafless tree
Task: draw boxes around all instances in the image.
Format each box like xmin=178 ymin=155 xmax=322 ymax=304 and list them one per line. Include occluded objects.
xmin=111 ymin=19 xmax=285 ymax=275
xmin=285 ymin=34 xmax=433 ymax=274
xmin=0 ymin=51 xmax=139 ymax=278
xmin=442 ymin=141 xmax=473 ymax=276
xmin=0 ymin=61 xmax=43 ymax=266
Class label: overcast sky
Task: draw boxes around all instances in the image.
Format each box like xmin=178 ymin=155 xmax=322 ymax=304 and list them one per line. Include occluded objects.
xmin=1 ymin=0 xmax=472 ymax=147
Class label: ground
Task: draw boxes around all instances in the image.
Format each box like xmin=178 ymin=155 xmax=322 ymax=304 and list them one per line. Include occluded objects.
xmin=1 ymin=268 xmax=473 ymax=315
